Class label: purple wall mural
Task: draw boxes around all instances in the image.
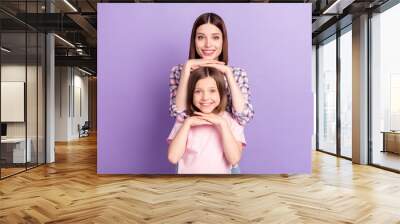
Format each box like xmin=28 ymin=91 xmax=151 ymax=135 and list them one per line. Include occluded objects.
xmin=98 ymin=3 xmax=313 ymax=174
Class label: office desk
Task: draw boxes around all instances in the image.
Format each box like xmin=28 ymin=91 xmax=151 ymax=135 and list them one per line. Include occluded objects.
xmin=381 ymin=131 xmax=400 ymax=154
xmin=1 ymin=138 xmax=32 ymax=163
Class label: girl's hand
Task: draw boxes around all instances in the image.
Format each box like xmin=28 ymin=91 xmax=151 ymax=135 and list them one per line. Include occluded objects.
xmin=184 ymin=59 xmax=225 ymax=72
xmin=185 ymin=116 xmax=212 ymax=127
xmin=193 ymin=112 xmax=228 ymax=129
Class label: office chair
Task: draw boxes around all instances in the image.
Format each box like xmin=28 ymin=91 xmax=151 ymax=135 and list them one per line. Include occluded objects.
xmin=79 ymin=121 xmax=90 ymax=138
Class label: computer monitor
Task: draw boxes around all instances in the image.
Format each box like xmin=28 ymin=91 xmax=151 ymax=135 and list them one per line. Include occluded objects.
xmin=1 ymin=123 xmax=7 ymax=137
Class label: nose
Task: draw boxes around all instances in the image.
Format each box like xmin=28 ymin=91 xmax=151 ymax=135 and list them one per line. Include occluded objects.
xmin=205 ymin=38 xmax=211 ymax=48
xmin=201 ymin=91 xmax=209 ymax=100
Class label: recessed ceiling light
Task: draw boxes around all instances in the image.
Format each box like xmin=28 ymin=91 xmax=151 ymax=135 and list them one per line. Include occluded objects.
xmin=63 ymin=0 xmax=78 ymax=12
xmin=78 ymin=67 xmax=93 ymax=76
xmin=1 ymin=47 xmax=11 ymax=53
xmin=322 ymin=0 xmax=355 ymax=15
xmin=54 ymin=34 xmax=75 ymax=48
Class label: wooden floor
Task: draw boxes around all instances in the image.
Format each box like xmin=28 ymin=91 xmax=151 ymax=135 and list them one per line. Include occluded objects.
xmin=373 ymin=150 xmax=400 ymax=171
xmin=1 ymin=135 xmax=400 ymax=223
xmin=0 ymin=167 xmax=26 ymax=178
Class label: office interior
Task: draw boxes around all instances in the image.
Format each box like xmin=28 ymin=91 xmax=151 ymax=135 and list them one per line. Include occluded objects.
xmin=0 ymin=0 xmax=97 ymax=179
xmin=1 ymin=0 xmax=399 ymax=184
xmin=0 ymin=0 xmax=399 ymax=222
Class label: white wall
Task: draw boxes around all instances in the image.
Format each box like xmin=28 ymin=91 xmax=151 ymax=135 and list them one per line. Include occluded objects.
xmin=1 ymin=65 xmax=26 ymax=126
xmin=1 ymin=63 xmax=46 ymax=164
xmin=55 ymin=66 xmax=69 ymax=141
xmin=1 ymin=65 xmax=40 ymax=137
xmin=1 ymin=82 xmax=25 ymax=122
xmin=72 ymin=73 xmax=89 ymax=138
xmin=55 ymin=67 xmax=89 ymax=141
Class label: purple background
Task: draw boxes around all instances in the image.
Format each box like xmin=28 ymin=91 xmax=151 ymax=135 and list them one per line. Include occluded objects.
xmin=98 ymin=3 xmax=313 ymax=174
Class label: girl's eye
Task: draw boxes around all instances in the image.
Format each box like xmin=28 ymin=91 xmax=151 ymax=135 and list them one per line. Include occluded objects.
xmin=197 ymin=36 xmax=204 ymax=40
xmin=213 ymin=36 xmax=220 ymax=40
xmin=210 ymin=89 xmax=217 ymax=93
xmin=194 ymin=90 xmax=201 ymax=94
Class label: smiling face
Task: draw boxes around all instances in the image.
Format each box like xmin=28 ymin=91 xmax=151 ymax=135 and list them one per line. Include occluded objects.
xmin=195 ymin=23 xmax=223 ymax=60
xmin=187 ymin=67 xmax=227 ymax=116
xmin=193 ymin=76 xmax=221 ymax=114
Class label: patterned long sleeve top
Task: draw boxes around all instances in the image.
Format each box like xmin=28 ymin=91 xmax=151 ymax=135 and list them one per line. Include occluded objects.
xmin=169 ymin=64 xmax=254 ymax=126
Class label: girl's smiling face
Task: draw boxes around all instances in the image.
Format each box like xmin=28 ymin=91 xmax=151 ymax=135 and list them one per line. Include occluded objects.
xmin=193 ymin=76 xmax=221 ymax=114
xmin=195 ymin=23 xmax=223 ymax=60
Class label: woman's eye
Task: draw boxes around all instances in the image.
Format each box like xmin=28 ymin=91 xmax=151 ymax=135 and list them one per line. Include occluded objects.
xmin=213 ymin=36 xmax=220 ymax=40
xmin=210 ymin=89 xmax=217 ymax=93
xmin=197 ymin=36 xmax=204 ymax=40
xmin=194 ymin=90 xmax=201 ymax=94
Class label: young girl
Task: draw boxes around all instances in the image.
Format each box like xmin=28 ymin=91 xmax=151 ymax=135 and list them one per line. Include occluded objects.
xmin=167 ymin=67 xmax=246 ymax=174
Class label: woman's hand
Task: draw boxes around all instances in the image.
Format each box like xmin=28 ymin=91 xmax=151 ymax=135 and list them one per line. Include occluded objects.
xmin=198 ymin=63 xmax=233 ymax=77
xmin=193 ymin=112 xmax=228 ymax=130
xmin=184 ymin=59 xmax=225 ymax=72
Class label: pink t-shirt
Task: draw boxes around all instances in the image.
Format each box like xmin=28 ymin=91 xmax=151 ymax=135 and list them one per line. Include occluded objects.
xmin=167 ymin=112 xmax=246 ymax=174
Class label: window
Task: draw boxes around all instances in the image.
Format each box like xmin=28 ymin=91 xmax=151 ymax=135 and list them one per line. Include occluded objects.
xmin=371 ymin=2 xmax=400 ymax=171
xmin=339 ymin=27 xmax=352 ymax=158
xmin=318 ymin=36 xmax=337 ymax=154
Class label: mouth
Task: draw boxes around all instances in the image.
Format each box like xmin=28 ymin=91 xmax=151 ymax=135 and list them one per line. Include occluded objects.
xmin=199 ymin=102 xmax=214 ymax=107
xmin=201 ymin=49 xmax=216 ymax=57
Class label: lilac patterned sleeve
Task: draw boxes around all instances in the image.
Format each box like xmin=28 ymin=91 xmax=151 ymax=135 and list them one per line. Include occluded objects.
xmin=227 ymin=67 xmax=255 ymax=126
xmin=169 ymin=64 xmax=187 ymax=122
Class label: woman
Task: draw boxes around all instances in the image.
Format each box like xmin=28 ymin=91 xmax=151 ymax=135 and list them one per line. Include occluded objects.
xmin=169 ymin=12 xmax=254 ymax=126
xmin=168 ymin=12 xmax=254 ymax=173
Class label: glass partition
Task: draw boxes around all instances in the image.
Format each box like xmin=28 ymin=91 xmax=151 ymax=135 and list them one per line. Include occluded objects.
xmin=0 ymin=1 xmax=46 ymax=179
xmin=1 ymin=30 xmax=28 ymax=177
xmin=27 ymin=30 xmax=38 ymax=169
xmin=38 ymin=32 xmax=45 ymax=165
xmin=317 ymin=35 xmax=337 ymax=154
